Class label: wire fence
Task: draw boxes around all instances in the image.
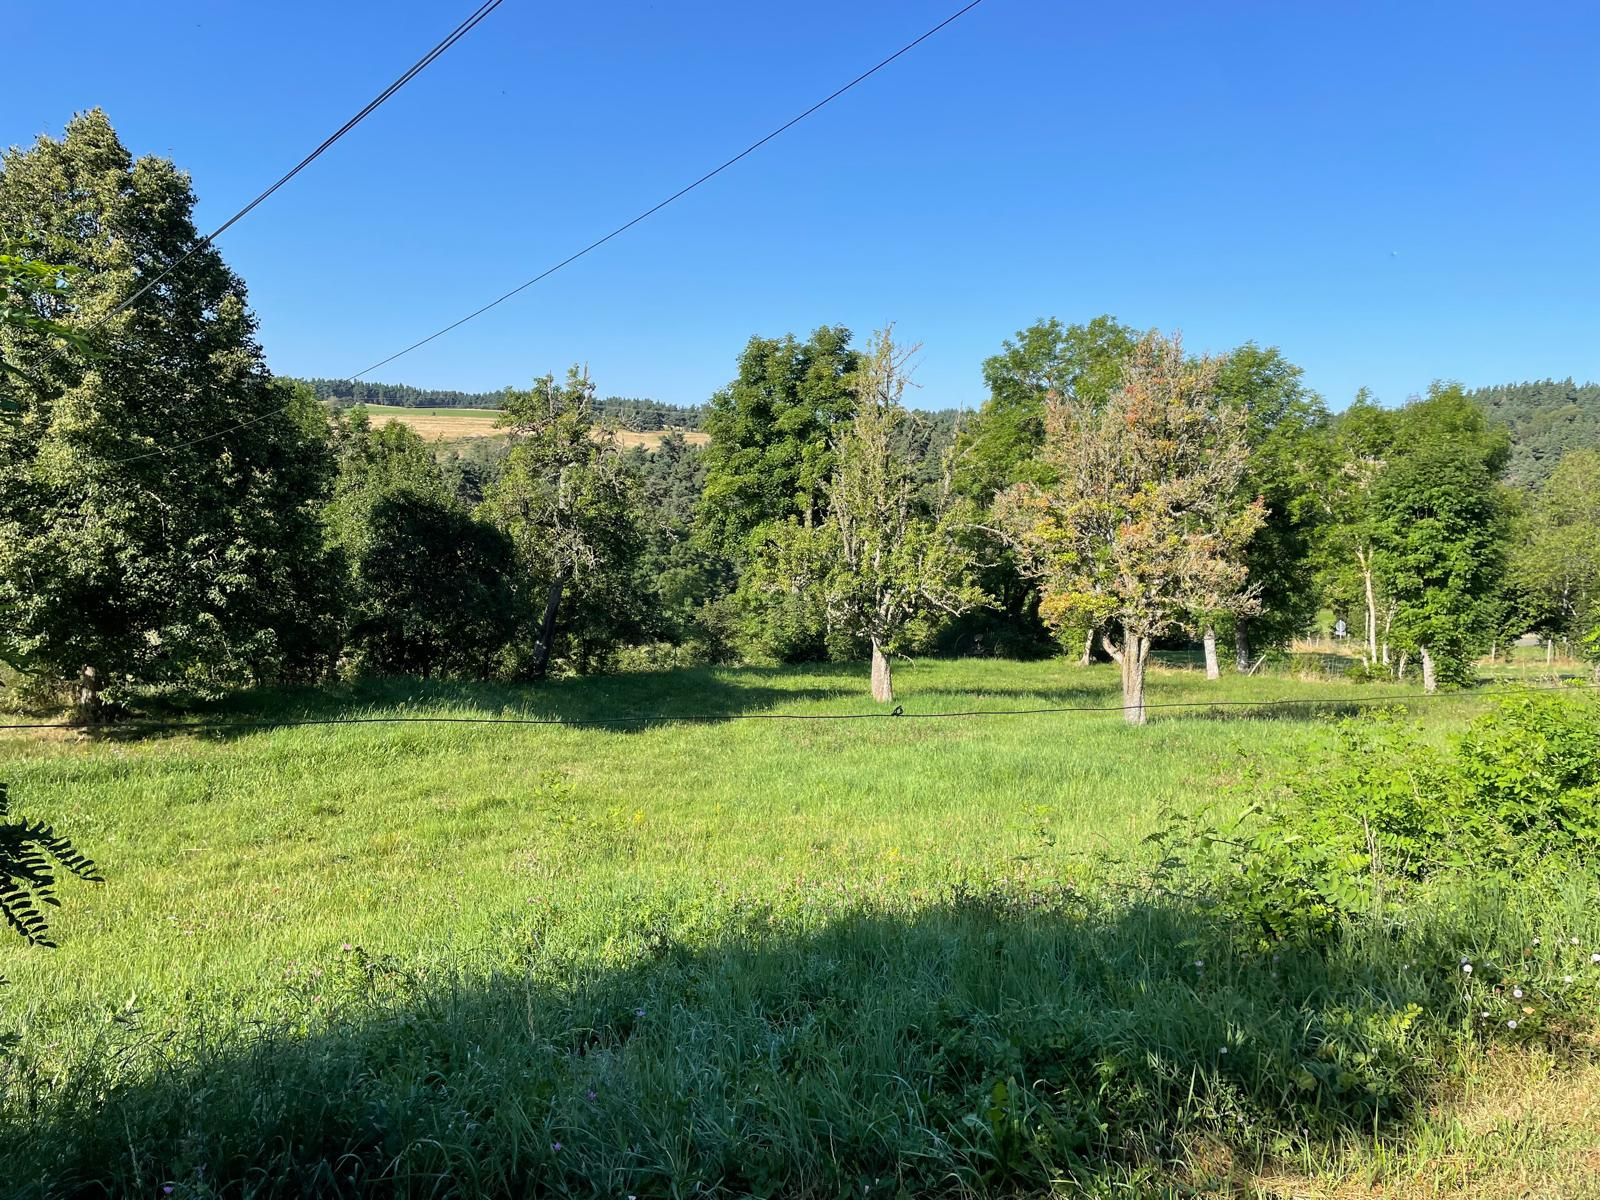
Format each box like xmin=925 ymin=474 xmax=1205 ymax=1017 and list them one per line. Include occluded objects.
xmin=3 ymin=680 xmax=1595 ymax=736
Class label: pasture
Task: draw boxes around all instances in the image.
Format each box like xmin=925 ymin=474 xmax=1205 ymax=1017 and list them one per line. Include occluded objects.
xmin=3 ymin=659 xmax=1598 ymax=1197
xmin=357 ymin=402 xmax=711 ymax=449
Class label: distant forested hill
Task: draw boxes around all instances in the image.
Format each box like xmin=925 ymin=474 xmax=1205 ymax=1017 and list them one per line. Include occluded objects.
xmin=290 ymin=377 xmax=707 ymax=431
xmin=1468 ymin=379 xmax=1600 ymax=485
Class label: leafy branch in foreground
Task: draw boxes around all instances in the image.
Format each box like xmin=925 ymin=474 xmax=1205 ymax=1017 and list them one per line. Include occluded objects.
xmin=0 ymin=782 xmax=102 ymax=960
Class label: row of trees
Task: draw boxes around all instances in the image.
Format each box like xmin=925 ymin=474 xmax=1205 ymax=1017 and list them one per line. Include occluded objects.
xmin=4 ymin=113 xmax=1597 ymax=723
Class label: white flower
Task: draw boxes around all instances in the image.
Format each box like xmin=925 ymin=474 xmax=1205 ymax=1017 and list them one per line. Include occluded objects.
xmin=1591 ymin=953 xmax=1600 ymax=964
xmin=1512 ymin=988 xmax=1524 ymax=999
xmin=1481 ymin=1010 xmax=1490 ymax=1018
xmin=1533 ymin=937 xmax=1541 ymax=946
xmin=1462 ymin=963 xmax=1473 ymax=975
xmin=1507 ymin=1019 xmax=1518 ymax=1029
xmin=1565 ymin=975 xmax=1575 ymax=984
xmin=1573 ymin=938 xmax=1582 ymax=946
xmin=1219 ymin=1046 xmax=1228 ymax=1054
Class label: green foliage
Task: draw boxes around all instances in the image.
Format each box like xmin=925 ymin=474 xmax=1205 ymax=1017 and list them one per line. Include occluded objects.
xmin=481 ymin=368 xmax=644 ymax=675
xmin=0 ymin=782 xmax=101 ymax=965
xmin=1212 ymin=344 xmax=1331 ymax=652
xmin=1511 ymin=448 xmax=1600 ymax=646
xmin=1468 ymin=378 xmax=1600 ymax=487
xmin=696 ymin=325 xmax=860 ymax=554
xmin=0 ymin=112 xmax=341 ymax=703
xmin=1370 ymin=384 xmax=1514 ymax=684
xmin=1182 ymin=693 xmax=1600 ymax=944
xmin=953 ymin=314 xmax=1140 ymax=501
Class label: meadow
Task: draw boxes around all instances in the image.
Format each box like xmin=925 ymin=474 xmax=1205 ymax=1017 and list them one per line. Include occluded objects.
xmin=2 ymin=659 xmax=1598 ymax=1197
xmin=357 ymin=402 xmax=711 ymax=449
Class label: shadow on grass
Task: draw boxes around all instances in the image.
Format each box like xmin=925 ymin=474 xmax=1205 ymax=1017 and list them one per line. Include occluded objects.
xmin=99 ymin=667 xmax=861 ymax=743
xmin=0 ymin=885 xmax=1511 ymax=1198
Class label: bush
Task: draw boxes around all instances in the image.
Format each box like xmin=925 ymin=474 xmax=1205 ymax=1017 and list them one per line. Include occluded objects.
xmin=1171 ymin=692 xmax=1600 ymax=945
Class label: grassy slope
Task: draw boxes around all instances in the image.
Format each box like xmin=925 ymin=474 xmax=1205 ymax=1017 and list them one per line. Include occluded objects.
xmin=0 ymin=660 xmax=1594 ymax=1196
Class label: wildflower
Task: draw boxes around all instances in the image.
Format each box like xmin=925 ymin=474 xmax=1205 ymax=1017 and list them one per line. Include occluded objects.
xmin=1533 ymin=937 xmax=1541 ymax=946
xmin=1219 ymin=1046 xmax=1228 ymax=1054
xmin=587 ymin=1089 xmax=597 ymax=1101
xmin=1194 ymin=959 xmax=1204 ymax=968
xmin=1512 ymin=987 xmax=1524 ymax=999
xmin=1461 ymin=963 xmax=1473 ymax=975
xmin=635 ymin=1008 xmax=646 ymax=1017
xmin=341 ymin=943 xmax=352 ymax=952
xmin=1591 ymin=953 xmax=1600 ymax=964
xmin=1573 ymin=937 xmax=1581 ymax=946
xmin=1481 ymin=1011 xmax=1490 ymax=1018
xmin=552 ymin=1141 xmax=562 ymax=1151
xmin=1565 ymin=975 xmax=1575 ymax=984
xmin=1507 ymin=1020 xmax=1518 ymax=1029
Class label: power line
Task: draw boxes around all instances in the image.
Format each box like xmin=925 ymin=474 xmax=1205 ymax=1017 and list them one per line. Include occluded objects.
xmin=106 ymin=0 xmax=986 ymax=467
xmin=92 ymin=0 xmax=508 ymax=333
xmin=5 ymin=681 xmax=1594 ymax=735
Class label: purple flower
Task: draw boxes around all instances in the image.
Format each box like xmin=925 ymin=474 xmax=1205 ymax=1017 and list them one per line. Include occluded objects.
xmin=552 ymin=1141 xmax=562 ymax=1152
xmin=587 ymin=1089 xmax=597 ymax=1101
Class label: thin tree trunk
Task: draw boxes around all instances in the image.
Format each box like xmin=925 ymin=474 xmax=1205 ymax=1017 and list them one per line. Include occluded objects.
xmin=1079 ymin=627 xmax=1094 ymax=667
xmin=1419 ymin=644 xmax=1437 ymax=694
xmin=530 ymin=571 xmax=569 ymax=680
xmin=1234 ymin=621 xmax=1250 ymax=673
xmin=1489 ymin=636 xmax=1496 ymax=665
xmin=1360 ymin=552 xmax=1379 ymax=665
xmin=1546 ymin=638 xmax=1554 ymax=666
xmin=76 ymin=665 xmax=101 ymax=723
xmin=870 ymin=639 xmax=893 ymax=703
xmin=1397 ymin=650 xmax=1407 ymax=680
xmin=1203 ymin=627 xmax=1220 ymax=680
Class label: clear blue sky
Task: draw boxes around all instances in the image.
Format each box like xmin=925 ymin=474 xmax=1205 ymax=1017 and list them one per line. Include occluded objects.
xmin=8 ymin=1 xmax=1599 ymax=410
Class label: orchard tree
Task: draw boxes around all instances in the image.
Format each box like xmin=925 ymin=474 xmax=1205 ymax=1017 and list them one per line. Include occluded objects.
xmin=0 ymin=111 xmax=340 ymax=712
xmin=998 ymin=333 xmax=1263 ymax=724
xmin=697 ymin=326 xmax=860 ymax=553
xmin=953 ymin=315 xmax=1141 ymax=662
xmin=481 ymin=368 xmax=641 ymax=678
xmin=749 ymin=331 xmax=984 ymax=700
xmin=1370 ymin=384 xmax=1512 ymax=692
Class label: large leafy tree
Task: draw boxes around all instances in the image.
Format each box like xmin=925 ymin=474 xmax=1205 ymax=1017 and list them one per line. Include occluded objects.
xmin=1370 ymin=384 xmax=1512 ymax=692
xmin=481 ymin=368 xmax=642 ymax=678
xmin=327 ymin=412 xmax=518 ymax=678
xmin=0 ymin=111 xmax=340 ymax=710
xmin=748 ymin=331 xmax=986 ymax=701
xmin=954 ymin=315 xmax=1140 ymax=501
xmin=1210 ymin=344 xmax=1331 ymax=672
xmin=696 ymin=326 xmax=860 ymax=554
xmin=1511 ymin=448 xmax=1600 ymax=655
xmin=998 ymin=333 xmax=1263 ymax=724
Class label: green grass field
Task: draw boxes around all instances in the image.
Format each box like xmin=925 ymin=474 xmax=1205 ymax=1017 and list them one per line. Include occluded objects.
xmin=2 ymin=660 xmax=1597 ymax=1197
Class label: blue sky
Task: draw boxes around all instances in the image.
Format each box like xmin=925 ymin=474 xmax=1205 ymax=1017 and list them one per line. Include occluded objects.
xmin=8 ymin=1 xmax=1599 ymax=410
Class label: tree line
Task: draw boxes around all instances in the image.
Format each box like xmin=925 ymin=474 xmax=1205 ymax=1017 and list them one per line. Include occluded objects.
xmin=4 ymin=113 xmax=1599 ymax=722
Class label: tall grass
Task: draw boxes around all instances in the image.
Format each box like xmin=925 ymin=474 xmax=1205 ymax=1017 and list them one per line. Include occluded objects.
xmin=0 ymin=660 xmax=1591 ymax=1196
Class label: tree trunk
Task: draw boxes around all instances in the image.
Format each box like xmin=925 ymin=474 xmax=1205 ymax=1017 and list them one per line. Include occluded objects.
xmin=1101 ymin=630 xmax=1149 ymax=725
xmin=870 ymin=639 xmax=893 ymax=703
xmin=1546 ymin=638 xmax=1554 ymax=667
xmin=1419 ymin=644 xmax=1437 ymax=694
xmin=1397 ymin=650 xmax=1407 ymax=680
xmin=75 ymin=665 xmax=101 ymax=723
xmin=1203 ymin=627 xmax=1220 ymax=680
xmin=1234 ymin=621 xmax=1250 ymax=673
xmin=1360 ymin=553 xmax=1379 ymax=665
xmin=530 ymin=571 xmax=569 ymax=680
xmin=1488 ymin=636 xmax=1496 ymax=665
xmin=1079 ymin=627 xmax=1094 ymax=667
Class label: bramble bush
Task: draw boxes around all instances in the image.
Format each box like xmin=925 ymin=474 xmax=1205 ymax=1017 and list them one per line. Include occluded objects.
xmin=1167 ymin=693 xmax=1600 ymax=946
